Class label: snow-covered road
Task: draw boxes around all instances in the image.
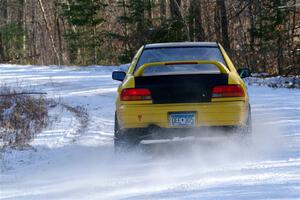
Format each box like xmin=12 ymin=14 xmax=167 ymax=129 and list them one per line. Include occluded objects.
xmin=0 ymin=65 xmax=300 ymax=200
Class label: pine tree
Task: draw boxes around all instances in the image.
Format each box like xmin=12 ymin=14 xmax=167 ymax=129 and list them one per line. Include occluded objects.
xmin=0 ymin=0 xmax=26 ymax=63
xmin=61 ymin=0 xmax=105 ymax=65
xmin=113 ymin=0 xmax=152 ymax=63
xmin=250 ymin=0 xmax=292 ymax=74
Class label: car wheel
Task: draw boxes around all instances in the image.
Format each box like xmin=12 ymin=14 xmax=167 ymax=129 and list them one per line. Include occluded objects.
xmin=114 ymin=113 xmax=139 ymax=152
xmin=238 ymin=108 xmax=252 ymax=137
xmin=242 ymin=107 xmax=252 ymax=135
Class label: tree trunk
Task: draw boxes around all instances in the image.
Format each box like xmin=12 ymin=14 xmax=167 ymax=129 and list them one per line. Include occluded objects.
xmin=22 ymin=0 xmax=27 ymax=63
xmin=277 ymin=34 xmax=284 ymax=75
xmin=56 ymin=14 xmax=63 ymax=65
xmin=17 ymin=0 xmax=25 ymax=62
xmin=0 ymin=32 xmax=5 ymax=62
xmin=31 ymin=0 xmax=37 ymax=64
xmin=0 ymin=0 xmax=7 ymax=62
xmin=193 ymin=0 xmax=205 ymax=41
xmin=216 ymin=0 xmax=230 ymax=49
xmin=37 ymin=0 xmax=60 ymax=65
xmin=147 ymin=0 xmax=153 ymax=26
xmin=204 ymin=0 xmax=213 ymax=41
xmin=160 ymin=0 xmax=166 ymax=21
xmin=275 ymin=0 xmax=284 ymax=75
xmin=170 ymin=0 xmax=182 ymax=20
xmin=290 ymin=0 xmax=297 ymax=71
xmin=170 ymin=0 xmax=190 ymax=41
xmin=93 ymin=25 xmax=97 ymax=64
xmin=121 ymin=0 xmax=130 ymax=52
xmin=248 ymin=2 xmax=255 ymax=72
xmin=214 ymin=4 xmax=221 ymax=42
xmin=188 ymin=2 xmax=194 ymax=41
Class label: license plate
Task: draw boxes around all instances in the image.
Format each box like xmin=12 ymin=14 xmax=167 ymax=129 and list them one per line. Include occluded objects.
xmin=169 ymin=112 xmax=196 ymax=127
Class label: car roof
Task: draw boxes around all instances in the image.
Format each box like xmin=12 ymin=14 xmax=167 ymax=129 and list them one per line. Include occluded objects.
xmin=144 ymin=42 xmax=219 ymax=49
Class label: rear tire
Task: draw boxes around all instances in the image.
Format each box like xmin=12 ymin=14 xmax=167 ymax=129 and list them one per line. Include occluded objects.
xmin=236 ymin=107 xmax=252 ymax=144
xmin=114 ymin=113 xmax=139 ymax=153
xmin=242 ymin=106 xmax=252 ymax=135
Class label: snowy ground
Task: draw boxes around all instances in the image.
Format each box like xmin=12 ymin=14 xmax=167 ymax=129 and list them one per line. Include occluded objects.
xmin=245 ymin=75 xmax=300 ymax=89
xmin=0 ymin=64 xmax=300 ymax=200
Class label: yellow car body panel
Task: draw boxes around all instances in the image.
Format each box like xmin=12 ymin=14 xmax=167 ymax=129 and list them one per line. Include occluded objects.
xmin=118 ymin=101 xmax=249 ymax=129
xmin=115 ymin=42 xmax=250 ymax=131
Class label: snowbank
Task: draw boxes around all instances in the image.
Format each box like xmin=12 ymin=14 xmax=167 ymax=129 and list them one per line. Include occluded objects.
xmin=245 ymin=74 xmax=300 ymax=89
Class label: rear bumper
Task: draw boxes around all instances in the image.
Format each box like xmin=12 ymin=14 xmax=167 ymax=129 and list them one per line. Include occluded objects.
xmin=118 ymin=125 xmax=240 ymax=141
xmin=117 ymin=101 xmax=249 ymax=129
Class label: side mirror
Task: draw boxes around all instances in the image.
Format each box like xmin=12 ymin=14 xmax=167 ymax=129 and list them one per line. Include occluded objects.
xmin=237 ymin=68 xmax=251 ymax=78
xmin=112 ymin=71 xmax=126 ymax=81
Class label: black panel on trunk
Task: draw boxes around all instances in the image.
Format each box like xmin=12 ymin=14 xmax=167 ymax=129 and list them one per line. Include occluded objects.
xmin=135 ymin=74 xmax=228 ymax=104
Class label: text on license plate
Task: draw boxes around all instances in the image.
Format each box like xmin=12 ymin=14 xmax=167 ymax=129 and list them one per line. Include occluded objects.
xmin=169 ymin=112 xmax=196 ymax=127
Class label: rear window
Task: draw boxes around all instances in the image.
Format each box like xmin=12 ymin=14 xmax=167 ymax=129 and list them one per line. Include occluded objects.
xmin=135 ymin=47 xmax=227 ymax=75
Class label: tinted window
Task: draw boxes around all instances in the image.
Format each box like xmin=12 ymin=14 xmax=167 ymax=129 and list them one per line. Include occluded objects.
xmin=135 ymin=47 xmax=227 ymax=75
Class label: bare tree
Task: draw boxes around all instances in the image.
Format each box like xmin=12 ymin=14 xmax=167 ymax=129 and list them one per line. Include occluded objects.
xmin=37 ymin=0 xmax=60 ymax=65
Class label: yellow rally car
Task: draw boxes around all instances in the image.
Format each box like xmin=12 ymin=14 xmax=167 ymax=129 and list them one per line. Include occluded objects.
xmin=112 ymin=42 xmax=251 ymax=149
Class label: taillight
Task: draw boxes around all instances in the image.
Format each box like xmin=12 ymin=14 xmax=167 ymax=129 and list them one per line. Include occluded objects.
xmin=121 ymin=88 xmax=152 ymax=101
xmin=212 ymin=85 xmax=245 ymax=98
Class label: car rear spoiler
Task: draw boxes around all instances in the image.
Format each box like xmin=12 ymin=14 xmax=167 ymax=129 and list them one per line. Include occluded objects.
xmin=134 ymin=60 xmax=230 ymax=77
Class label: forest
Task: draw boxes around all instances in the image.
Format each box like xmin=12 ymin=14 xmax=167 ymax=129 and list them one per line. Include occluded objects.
xmin=0 ymin=0 xmax=299 ymax=75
